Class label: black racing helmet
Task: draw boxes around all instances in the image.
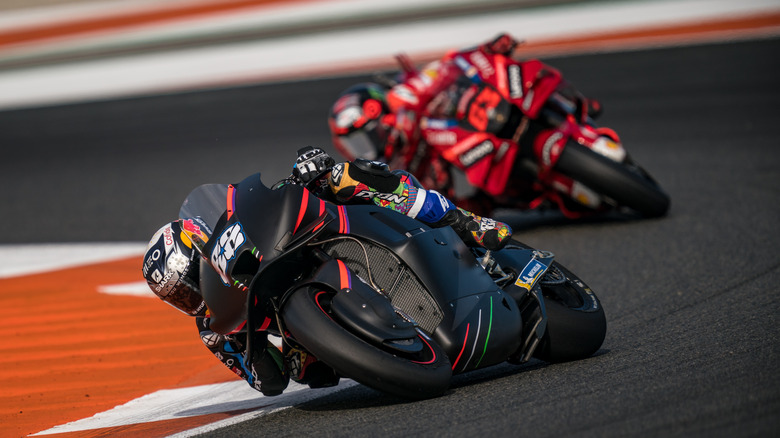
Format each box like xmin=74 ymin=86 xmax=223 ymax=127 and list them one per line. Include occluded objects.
xmin=141 ymin=221 xmax=205 ymax=316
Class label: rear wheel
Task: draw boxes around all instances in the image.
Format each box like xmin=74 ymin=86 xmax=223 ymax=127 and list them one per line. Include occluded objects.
xmin=533 ymin=263 xmax=607 ymax=363
xmin=281 ymin=287 xmax=451 ymax=399
xmin=555 ymin=141 xmax=670 ymax=217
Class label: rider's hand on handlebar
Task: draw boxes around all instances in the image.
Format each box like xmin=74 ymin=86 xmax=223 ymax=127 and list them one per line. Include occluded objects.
xmin=482 ymin=33 xmax=520 ymax=56
xmin=292 ymin=146 xmax=336 ymax=186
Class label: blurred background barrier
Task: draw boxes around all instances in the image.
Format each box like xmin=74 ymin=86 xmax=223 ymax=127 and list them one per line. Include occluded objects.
xmin=1 ymin=0 xmax=778 ymax=110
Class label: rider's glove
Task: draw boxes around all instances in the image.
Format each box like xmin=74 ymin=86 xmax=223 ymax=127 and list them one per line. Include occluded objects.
xmin=483 ymin=33 xmax=520 ymax=55
xmin=292 ymin=146 xmax=336 ymax=192
xmin=577 ymin=97 xmax=603 ymax=122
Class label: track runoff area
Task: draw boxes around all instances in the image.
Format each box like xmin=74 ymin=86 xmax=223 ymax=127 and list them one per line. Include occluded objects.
xmin=2 ymin=1 xmax=779 ymax=437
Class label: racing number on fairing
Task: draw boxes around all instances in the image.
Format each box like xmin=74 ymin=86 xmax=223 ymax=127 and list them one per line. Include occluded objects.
xmin=467 ymin=87 xmax=502 ymax=131
xmin=211 ymin=222 xmax=246 ymax=284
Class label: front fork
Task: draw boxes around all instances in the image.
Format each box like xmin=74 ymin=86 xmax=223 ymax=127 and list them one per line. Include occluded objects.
xmin=478 ymin=249 xmax=554 ymax=364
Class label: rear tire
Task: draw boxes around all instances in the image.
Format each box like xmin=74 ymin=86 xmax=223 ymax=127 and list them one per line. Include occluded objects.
xmin=555 ymin=141 xmax=670 ymax=218
xmin=533 ymin=263 xmax=607 ymax=363
xmin=281 ymin=287 xmax=451 ymax=399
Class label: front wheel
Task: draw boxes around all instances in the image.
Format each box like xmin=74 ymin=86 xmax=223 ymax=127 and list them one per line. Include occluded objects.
xmin=555 ymin=141 xmax=670 ymax=218
xmin=533 ymin=263 xmax=607 ymax=363
xmin=281 ymin=287 xmax=452 ymax=399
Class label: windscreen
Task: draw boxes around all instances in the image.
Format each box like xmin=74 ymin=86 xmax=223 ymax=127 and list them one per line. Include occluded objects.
xmin=178 ymin=183 xmax=229 ymax=257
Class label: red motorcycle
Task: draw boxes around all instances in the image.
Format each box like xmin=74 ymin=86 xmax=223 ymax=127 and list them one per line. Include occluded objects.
xmin=378 ymin=49 xmax=670 ymax=219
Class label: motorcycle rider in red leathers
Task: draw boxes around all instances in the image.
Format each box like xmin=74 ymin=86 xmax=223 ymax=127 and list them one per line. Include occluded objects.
xmin=141 ymin=147 xmax=512 ymax=397
xmin=329 ymin=33 xmax=605 ymax=217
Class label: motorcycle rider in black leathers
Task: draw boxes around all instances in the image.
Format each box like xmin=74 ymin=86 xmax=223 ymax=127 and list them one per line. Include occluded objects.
xmin=141 ymin=147 xmax=512 ymax=396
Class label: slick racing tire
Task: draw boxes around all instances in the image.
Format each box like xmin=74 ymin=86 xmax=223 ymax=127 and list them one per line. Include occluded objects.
xmin=533 ymin=263 xmax=607 ymax=363
xmin=555 ymin=141 xmax=670 ymax=218
xmin=281 ymin=287 xmax=452 ymax=399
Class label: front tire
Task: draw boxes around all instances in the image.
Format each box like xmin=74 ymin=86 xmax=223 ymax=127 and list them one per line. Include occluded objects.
xmin=281 ymin=287 xmax=451 ymax=399
xmin=533 ymin=263 xmax=607 ymax=363
xmin=555 ymin=141 xmax=670 ymax=218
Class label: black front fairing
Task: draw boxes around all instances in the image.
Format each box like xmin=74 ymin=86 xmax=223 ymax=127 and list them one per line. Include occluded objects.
xmin=181 ymin=172 xmax=524 ymax=372
xmin=182 ymin=172 xmax=497 ymax=307
xmin=179 ymin=173 xmax=331 ymax=333
xmin=189 ymin=175 xmax=329 ymax=282
xmin=230 ymin=173 xmax=330 ymax=271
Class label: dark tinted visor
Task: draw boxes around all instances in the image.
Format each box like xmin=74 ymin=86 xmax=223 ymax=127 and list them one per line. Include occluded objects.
xmin=337 ymin=121 xmax=388 ymax=161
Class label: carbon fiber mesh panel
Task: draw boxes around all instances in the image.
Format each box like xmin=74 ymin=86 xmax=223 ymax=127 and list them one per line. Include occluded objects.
xmin=323 ymin=239 xmax=443 ymax=333
xmin=384 ymin=269 xmax=443 ymax=333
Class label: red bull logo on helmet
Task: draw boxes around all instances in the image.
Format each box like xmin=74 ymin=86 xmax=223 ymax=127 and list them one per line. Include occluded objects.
xmin=180 ymin=218 xmax=210 ymax=250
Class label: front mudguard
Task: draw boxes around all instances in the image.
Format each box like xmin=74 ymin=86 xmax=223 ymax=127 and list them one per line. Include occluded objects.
xmin=436 ymin=290 xmax=523 ymax=373
xmin=284 ymin=258 xmax=422 ymax=354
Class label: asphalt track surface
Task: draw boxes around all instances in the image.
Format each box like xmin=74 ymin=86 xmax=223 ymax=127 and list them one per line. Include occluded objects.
xmin=1 ymin=37 xmax=779 ymax=437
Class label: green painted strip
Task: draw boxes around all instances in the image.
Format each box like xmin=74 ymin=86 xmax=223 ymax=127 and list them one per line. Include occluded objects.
xmin=476 ymin=295 xmax=494 ymax=368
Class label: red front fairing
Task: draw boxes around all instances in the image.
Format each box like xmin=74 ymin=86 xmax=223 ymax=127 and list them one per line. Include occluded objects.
xmin=444 ymin=50 xmax=563 ymax=121
xmin=440 ymin=50 xmax=563 ymax=119
xmin=511 ymin=59 xmax=563 ymax=119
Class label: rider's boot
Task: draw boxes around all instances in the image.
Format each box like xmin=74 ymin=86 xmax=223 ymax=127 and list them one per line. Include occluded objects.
xmin=284 ymin=345 xmax=340 ymax=389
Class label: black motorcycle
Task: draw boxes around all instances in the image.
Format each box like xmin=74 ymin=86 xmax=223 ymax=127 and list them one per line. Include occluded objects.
xmin=178 ymin=172 xmax=606 ymax=399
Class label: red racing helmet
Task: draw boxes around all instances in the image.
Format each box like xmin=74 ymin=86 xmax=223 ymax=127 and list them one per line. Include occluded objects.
xmin=328 ymin=83 xmax=393 ymax=161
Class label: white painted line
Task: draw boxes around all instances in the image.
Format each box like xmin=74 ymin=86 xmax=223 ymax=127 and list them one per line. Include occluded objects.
xmin=31 ymin=379 xmax=358 ymax=436
xmin=0 ymin=0 xmax=484 ymax=32
xmin=0 ymin=0 xmax=484 ymax=59
xmin=0 ymin=242 xmax=146 ymax=279
xmin=165 ymin=381 xmax=359 ymax=438
xmin=97 ymin=280 xmax=155 ymax=297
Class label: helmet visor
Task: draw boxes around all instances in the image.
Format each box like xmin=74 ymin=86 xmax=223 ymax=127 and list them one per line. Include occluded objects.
xmin=337 ymin=121 xmax=388 ymax=161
